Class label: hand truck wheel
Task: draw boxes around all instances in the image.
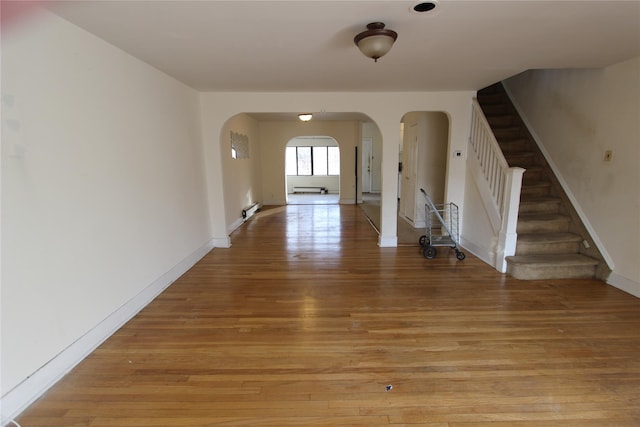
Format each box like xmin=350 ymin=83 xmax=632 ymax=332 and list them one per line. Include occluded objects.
xmin=423 ymin=246 xmax=437 ymax=259
xmin=455 ymin=250 xmax=466 ymax=261
xmin=418 ymin=235 xmax=428 ymax=246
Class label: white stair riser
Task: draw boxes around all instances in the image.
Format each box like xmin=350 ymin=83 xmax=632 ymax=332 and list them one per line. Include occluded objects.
xmin=516 ymin=241 xmax=580 ymax=255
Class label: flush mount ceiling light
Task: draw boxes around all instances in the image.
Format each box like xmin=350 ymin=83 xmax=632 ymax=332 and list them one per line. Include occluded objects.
xmin=298 ymin=113 xmax=313 ymax=122
xmin=353 ymin=22 xmax=398 ymax=63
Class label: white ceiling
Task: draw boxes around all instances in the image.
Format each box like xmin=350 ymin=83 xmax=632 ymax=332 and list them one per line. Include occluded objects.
xmin=44 ymin=0 xmax=640 ymax=93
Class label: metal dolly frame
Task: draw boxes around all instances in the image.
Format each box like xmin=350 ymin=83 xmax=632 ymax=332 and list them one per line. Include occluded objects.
xmin=418 ymin=189 xmax=465 ymax=260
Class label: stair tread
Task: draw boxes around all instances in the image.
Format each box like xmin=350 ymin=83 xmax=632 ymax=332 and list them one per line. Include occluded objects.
xmin=501 ymin=145 xmax=533 ymax=153
xmin=501 ymin=144 xmax=530 ymax=153
xmin=517 ymin=232 xmax=582 ymax=243
xmin=518 ymin=196 xmax=562 ymax=214
xmin=522 ymin=167 xmax=544 ymax=178
xmin=485 ymin=113 xmax=513 ymax=119
xmin=506 ymin=254 xmax=598 ymax=267
xmin=521 ymin=181 xmax=550 ymax=188
xmin=487 ymin=118 xmax=516 ymax=127
xmin=520 ymin=195 xmax=559 ymax=203
xmin=519 ymin=213 xmax=568 ymax=221
xmin=505 ymin=151 xmax=535 ymax=158
xmin=521 ymin=196 xmax=560 ymax=203
xmin=494 ymin=125 xmax=522 ymax=132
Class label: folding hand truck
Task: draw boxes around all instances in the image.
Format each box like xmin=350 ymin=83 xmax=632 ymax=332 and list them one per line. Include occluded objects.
xmin=418 ymin=189 xmax=466 ymax=260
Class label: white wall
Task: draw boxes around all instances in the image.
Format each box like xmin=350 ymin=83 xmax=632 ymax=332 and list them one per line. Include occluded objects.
xmin=1 ymin=5 xmax=212 ymax=410
xmin=460 ymin=166 xmax=499 ymax=267
xmin=257 ymin=120 xmax=360 ymax=205
xmin=362 ymin=122 xmax=383 ymax=193
xmin=503 ymin=57 xmax=640 ymax=296
xmin=418 ymin=113 xmax=449 ymax=207
xmin=220 ymin=114 xmax=262 ymax=233
xmin=199 ymin=92 xmax=474 ymax=247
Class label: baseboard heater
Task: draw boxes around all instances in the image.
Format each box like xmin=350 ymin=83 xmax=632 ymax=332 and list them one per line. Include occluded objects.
xmin=242 ymin=202 xmax=262 ymax=221
xmin=293 ymin=186 xmax=328 ymax=194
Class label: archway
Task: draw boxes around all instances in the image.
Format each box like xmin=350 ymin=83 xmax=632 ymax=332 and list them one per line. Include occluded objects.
xmin=397 ymin=111 xmax=450 ymax=242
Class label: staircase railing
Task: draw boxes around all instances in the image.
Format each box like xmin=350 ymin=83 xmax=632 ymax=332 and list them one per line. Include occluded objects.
xmin=468 ymin=99 xmax=524 ymax=272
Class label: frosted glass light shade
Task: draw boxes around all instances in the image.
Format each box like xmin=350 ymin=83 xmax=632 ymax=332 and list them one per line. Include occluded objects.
xmin=354 ymin=22 xmax=398 ymax=62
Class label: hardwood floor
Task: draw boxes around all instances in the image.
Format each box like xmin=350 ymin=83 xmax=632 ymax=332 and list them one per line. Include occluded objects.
xmin=18 ymin=204 xmax=640 ymax=426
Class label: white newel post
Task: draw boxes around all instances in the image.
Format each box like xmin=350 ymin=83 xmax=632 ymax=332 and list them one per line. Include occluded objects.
xmin=495 ymin=167 xmax=525 ymax=272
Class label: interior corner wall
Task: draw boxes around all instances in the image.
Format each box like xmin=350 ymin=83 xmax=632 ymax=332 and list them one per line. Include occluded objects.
xmin=503 ymin=57 xmax=640 ymax=296
xmin=1 ymin=5 xmax=212 ymax=403
xmin=220 ymin=114 xmax=262 ymax=233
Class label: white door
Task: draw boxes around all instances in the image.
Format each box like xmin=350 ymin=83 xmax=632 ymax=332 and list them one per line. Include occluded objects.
xmin=362 ymin=138 xmax=372 ymax=193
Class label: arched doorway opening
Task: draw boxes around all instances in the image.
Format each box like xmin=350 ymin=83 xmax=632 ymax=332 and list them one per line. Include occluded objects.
xmin=285 ymin=136 xmax=340 ymax=205
xmin=397 ymin=111 xmax=450 ymax=241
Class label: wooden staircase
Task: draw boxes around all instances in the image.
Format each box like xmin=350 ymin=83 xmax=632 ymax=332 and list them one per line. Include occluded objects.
xmin=477 ymin=83 xmax=602 ymax=280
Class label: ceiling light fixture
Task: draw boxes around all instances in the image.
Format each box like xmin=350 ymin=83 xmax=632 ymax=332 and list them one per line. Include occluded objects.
xmin=353 ymin=22 xmax=398 ymax=63
xmin=298 ymin=113 xmax=313 ymax=122
xmin=413 ymin=2 xmax=437 ymax=13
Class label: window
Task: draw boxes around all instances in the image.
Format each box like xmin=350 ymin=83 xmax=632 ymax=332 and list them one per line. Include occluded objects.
xmin=297 ymin=147 xmax=312 ymax=175
xmin=286 ymin=146 xmax=340 ymax=176
xmin=327 ymin=147 xmax=340 ymax=175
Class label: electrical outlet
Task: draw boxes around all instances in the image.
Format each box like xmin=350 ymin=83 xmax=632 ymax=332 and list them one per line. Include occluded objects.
xmin=604 ymin=150 xmax=613 ymax=162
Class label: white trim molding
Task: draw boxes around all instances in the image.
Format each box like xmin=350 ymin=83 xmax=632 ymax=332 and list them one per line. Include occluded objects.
xmin=378 ymin=235 xmax=398 ymax=247
xmin=0 ymin=239 xmax=215 ymax=423
xmin=460 ymin=236 xmax=497 ymax=269
xmin=607 ymin=273 xmax=640 ymax=298
xmin=211 ymin=236 xmax=232 ymax=248
xmin=227 ymin=218 xmax=244 ymax=235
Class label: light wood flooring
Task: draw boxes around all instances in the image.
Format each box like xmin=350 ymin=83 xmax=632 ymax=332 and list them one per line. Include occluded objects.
xmin=17 ymin=204 xmax=640 ymax=426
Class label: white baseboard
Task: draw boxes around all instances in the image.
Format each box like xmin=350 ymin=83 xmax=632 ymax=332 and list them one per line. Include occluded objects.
xmin=227 ymin=217 xmax=244 ymax=235
xmin=340 ymin=198 xmax=355 ymax=205
xmin=607 ymin=273 xmax=640 ymax=298
xmin=460 ymin=236 xmax=496 ymax=269
xmin=0 ymin=239 xmax=215 ymax=424
xmin=378 ymin=235 xmax=398 ymax=247
xmin=413 ymin=220 xmax=426 ymax=229
xmin=211 ymin=236 xmax=231 ymax=248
